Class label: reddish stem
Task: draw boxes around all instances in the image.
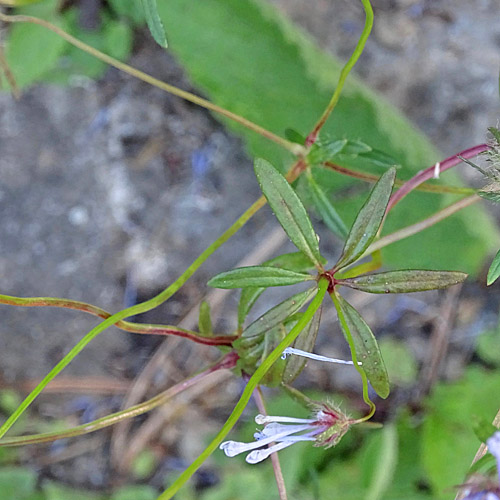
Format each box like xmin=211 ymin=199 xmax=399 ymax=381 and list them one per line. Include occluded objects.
xmin=387 ymin=143 xmax=489 ymax=212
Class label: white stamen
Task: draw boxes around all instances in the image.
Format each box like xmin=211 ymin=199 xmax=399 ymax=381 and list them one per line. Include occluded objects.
xmin=433 ymin=161 xmax=441 ymax=179
xmin=255 ymin=414 xmax=315 ymax=425
xmin=281 ymin=347 xmax=360 ymax=365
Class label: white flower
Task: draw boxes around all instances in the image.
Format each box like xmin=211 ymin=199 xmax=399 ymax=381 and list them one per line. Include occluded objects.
xmin=220 ymin=402 xmax=351 ymax=464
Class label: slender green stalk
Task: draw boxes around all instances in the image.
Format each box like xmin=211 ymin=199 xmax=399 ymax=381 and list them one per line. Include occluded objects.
xmin=158 ymin=279 xmax=329 ymax=500
xmin=0 ymin=197 xmax=265 ymax=440
xmin=0 ymin=294 xmax=236 ymax=346
xmin=306 ymin=0 xmax=374 ymax=145
xmin=363 ymin=195 xmax=479 ymax=258
xmin=0 ymin=354 xmax=236 ymax=447
xmin=331 ymin=290 xmax=376 ymax=421
xmin=0 ymin=13 xmax=304 ymax=156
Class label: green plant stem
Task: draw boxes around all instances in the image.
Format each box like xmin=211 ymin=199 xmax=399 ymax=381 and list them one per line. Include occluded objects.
xmin=330 ymin=290 xmax=376 ymax=421
xmin=0 ymin=196 xmax=266 ymax=440
xmin=323 ymin=161 xmax=476 ymax=196
xmin=306 ymin=0 xmax=373 ymax=146
xmin=0 ymin=294 xmax=236 ymax=346
xmin=0 ymin=353 xmax=237 ymax=447
xmin=0 ymin=13 xmax=304 ymax=157
xmin=363 ymin=194 xmax=479 ymax=258
xmin=158 ymin=279 xmax=329 ymax=500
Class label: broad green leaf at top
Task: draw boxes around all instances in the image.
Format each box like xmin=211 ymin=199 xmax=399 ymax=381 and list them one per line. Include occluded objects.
xmin=141 ymin=0 xmax=168 ymax=48
xmin=334 ymin=167 xmax=396 ymax=271
xmin=255 ymin=159 xmax=322 ymax=267
xmin=158 ymin=0 xmax=499 ymax=274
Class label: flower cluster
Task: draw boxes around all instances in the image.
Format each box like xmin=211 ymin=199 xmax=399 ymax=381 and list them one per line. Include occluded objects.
xmin=220 ymin=402 xmax=351 ymax=464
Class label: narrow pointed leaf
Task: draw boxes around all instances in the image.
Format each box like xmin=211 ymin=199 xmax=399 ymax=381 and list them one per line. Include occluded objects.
xmin=283 ymin=306 xmax=322 ymax=384
xmin=307 ymin=174 xmax=348 ymax=239
xmin=238 ymin=287 xmax=265 ymax=329
xmin=339 ymin=270 xmax=467 ymax=294
xmin=487 ymin=248 xmax=500 ymax=285
xmin=334 ymin=294 xmax=390 ymax=398
xmin=237 ymin=252 xmax=322 ymax=329
xmin=208 ymin=265 xmax=312 ymax=289
xmin=255 ymin=159 xmax=322 ymax=267
xmin=198 ymin=301 xmax=213 ymax=336
xmin=335 ymin=167 xmax=396 ymax=271
xmin=284 ymin=128 xmax=305 ymax=145
xmin=240 ymin=287 xmax=317 ymax=343
xmin=307 ymin=138 xmax=347 ymax=164
xmin=141 ymin=0 xmax=168 ymax=48
xmin=488 ymin=127 xmax=500 ymax=144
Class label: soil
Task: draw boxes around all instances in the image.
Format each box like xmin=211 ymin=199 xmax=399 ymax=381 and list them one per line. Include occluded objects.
xmin=0 ymin=0 xmax=499 ymax=493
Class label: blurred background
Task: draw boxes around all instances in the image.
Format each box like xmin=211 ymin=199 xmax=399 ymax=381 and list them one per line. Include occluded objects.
xmin=1 ymin=0 xmax=500 ymax=499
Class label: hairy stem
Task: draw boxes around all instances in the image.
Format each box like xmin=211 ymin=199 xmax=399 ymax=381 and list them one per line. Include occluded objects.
xmin=306 ymin=0 xmax=373 ymax=146
xmin=0 ymin=294 xmax=236 ymax=346
xmin=0 ymin=13 xmax=304 ymax=156
xmin=158 ymin=279 xmax=329 ymax=499
xmin=0 ymin=352 xmax=237 ymax=447
xmin=254 ymin=386 xmax=288 ymax=500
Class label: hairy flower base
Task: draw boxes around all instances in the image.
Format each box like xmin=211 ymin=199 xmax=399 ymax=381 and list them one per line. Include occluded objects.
xmin=220 ymin=403 xmax=350 ymax=464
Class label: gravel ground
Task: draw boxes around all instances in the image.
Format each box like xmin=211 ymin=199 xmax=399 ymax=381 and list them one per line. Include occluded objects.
xmin=0 ymin=0 xmax=499 ymax=491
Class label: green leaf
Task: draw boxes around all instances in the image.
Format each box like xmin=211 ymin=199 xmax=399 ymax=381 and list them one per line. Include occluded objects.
xmin=108 ymin=0 xmax=146 ymax=25
xmin=489 ymin=126 xmax=500 ymax=144
xmin=487 ymin=248 xmax=500 ymax=285
xmin=0 ymin=467 xmax=37 ymax=500
xmin=110 ymin=485 xmax=156 ymax=500
xmin=307 ymin=138 xmax=347 ymax=164
xmin=236 ymin=252 xmax=321 ymax=329
xmin=264 ymin=251 xmax=324 ymax=272
xmin=158 ymin=0 xmax=499 ymax=275
xmin=339 ymin=270 xmax=467 ymax=293
xmin=208 ymin=265 xmax=312 ymax=289
xmin=422 ymin=366 xmax=500 ymax=499
xmin=283 ymin=306 xmax=321 ymax=383
xmin=479 ymin=188 xmax=500 ymax=203
xmin=334 ymin=167 xmax=396 ymax=271
xmin=239 ymin=287 xmax=317 ymax=344
xmin=5 ymin=0 xmax=68 ymax=88
xmin=472 ymin=416 xmax=498 ymax=444
xmin=140 ymin=0 xmax=168 ymax=48
xmin=254 ymin=159 xmax=322 ymax=267
xmin=198 ymin=301 xmax=213 ymax=335
xmin=237 ymin=287 xmax=265 ymax=329
xmin=362 ymin=424 xmax=398 ymax=500
xmin=334 ymin=294 xmax=390 ymax=398
xmin=284 ymin=128 xmax=305 ymax=145
xmin=307 ymin=173 xmax=348 ymax=239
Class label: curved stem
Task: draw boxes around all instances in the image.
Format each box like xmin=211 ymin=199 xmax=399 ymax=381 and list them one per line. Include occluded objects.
xmin=330 ymin=290 xmax=375 ymax=421
xmin=0 ymin=294 xmax=236 ymax=346
xmin=323 ymin=161 xmax=476 ymax=196
xmin=0 ymin=352 xmax=238 ymax=447
xmin=0 ymin=195 xmax=265 ymax=440
xmin=158 ymin=279 xmax=329 ymax=499
xmin=0 ymin=13 xmax=304 ymax=156
xmin=306 ymin=0 xmax=373 ymax=146
xmin=387 ymin=144 xmax=489 ymax=212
